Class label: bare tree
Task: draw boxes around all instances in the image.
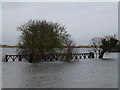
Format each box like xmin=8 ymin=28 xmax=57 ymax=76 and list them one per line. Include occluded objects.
xmin=63 ymin=36 xmax=77 ymax=62
xmin=91 ymin=35 xmax=118 ymax=58
xmin=91 ymin=37 xmax=103 ymax=58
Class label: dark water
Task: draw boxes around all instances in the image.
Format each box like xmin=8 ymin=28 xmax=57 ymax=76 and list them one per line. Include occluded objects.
xmin=2 ymin=48 xmax=118 ymax=88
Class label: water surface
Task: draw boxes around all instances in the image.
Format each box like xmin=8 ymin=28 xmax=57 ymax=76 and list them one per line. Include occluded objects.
xmin=2 ymin=48 xmax=118 ymax=88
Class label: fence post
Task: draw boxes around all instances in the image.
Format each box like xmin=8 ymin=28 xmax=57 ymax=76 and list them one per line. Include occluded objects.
xmin=19 ymin=55 xmax=22 ymax=61
xmin=5 ymin=55 xmax=8 ymax=62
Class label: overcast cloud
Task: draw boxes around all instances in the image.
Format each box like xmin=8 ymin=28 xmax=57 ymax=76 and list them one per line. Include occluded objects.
xmin=2 ymin=2 xmax=118 ymax=45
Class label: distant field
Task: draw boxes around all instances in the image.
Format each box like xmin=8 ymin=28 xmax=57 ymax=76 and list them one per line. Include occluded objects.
xmin=0 ymin=46 xmax=20 ymax=48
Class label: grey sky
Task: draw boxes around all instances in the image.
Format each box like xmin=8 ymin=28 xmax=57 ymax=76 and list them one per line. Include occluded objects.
xmin=2 ymin=2 xmax=118 ymax=45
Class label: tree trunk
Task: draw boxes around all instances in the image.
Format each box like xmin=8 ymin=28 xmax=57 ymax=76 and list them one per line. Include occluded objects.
xmin=98 ymin=51 xmax=106 ymax=58
xmin=66 ymin=53 xmax=72 ymax=62
xmin=28 ymin=53 xmax=34 ymax=63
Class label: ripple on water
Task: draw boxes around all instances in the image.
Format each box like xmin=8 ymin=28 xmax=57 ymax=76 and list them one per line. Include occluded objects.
xmin=2 ymin=53 xmax=118 ymax=88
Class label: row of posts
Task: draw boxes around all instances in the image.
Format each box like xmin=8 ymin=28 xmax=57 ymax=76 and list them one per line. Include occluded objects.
xmin=28 ymin=52 xmax=95 ymax=63
xmin=5 ymin=55 xmax=22 ymax=62
xmin=4 ymin=52 xmax=95 ymax=62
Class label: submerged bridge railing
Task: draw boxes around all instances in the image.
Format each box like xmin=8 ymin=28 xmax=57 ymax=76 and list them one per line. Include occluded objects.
xmin=4 ymin=52 xmax=95 ymax=62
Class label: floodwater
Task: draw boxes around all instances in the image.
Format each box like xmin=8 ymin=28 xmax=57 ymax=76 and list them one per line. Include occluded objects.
xmin=2 ymin=48 xmax=118 ymax=88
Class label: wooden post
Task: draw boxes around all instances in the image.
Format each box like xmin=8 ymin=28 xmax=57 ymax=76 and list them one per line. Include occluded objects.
xmin=13 ymin=58 xmax=15 ymax=61
xmin=5 ymin=55 xmax=8 ymax=62
xmin=96 ymin=53 xmax=97 ymax=58
xmin=19 ymin=55 xmax=22 ymax=61
xmin=91 ymin=53 xmax=95 ymax=58
xmin=79 ymin=56 xmax=81 ymax=59
xmin=75 ymin=56 xmax=77 ymax=59
xmin=88 ymin=55 xmax=90 ymax=58
xmin=89 ymin=52 xmax=92 ymax=59
xmin=84 ymin=55 xmax=86 ymax=59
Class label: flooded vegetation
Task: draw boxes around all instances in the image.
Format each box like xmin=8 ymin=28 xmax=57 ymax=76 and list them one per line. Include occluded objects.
xmin=2 ymin=48 xmax=118 ymax=88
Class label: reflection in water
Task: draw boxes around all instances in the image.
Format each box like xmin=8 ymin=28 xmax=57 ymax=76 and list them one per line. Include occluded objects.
xmin=2 ymin=53 xmax=118 ymax=88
